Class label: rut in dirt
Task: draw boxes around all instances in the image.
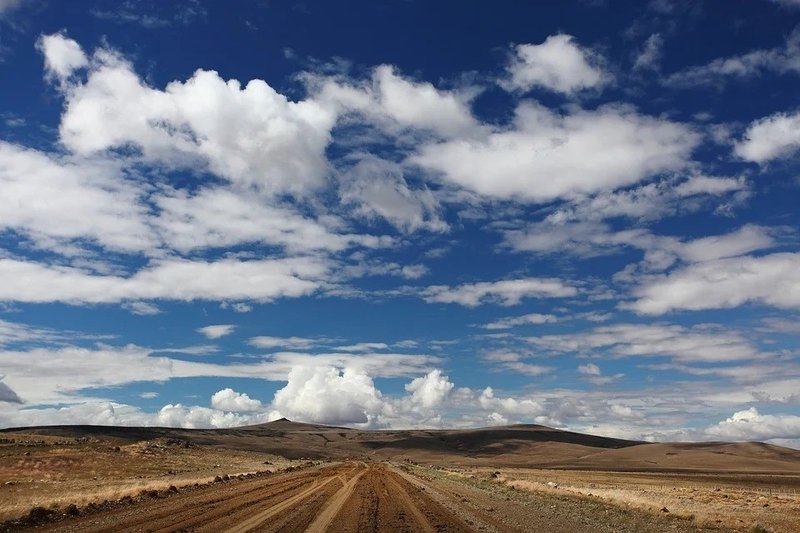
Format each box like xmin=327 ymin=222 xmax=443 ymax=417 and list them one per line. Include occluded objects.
xmin=19 ymin=461 xmax=729 ymax=533
xmin=26 ymin=462 xmax=471 ymax=533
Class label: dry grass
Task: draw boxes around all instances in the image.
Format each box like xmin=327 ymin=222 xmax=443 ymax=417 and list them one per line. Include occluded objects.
xmin=1 ymin=477 xmax=207 ymax=520
xmin=447 ymin=466 xmax=800 ymax=532
xmin=0 ymin=433 xmax=298 ymax=522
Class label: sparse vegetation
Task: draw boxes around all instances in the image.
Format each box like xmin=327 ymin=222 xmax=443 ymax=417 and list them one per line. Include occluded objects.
xmin=0 ymin=431 xmax=299 ymax=523
xmin=440 ymin=465 xmax=800 ymax=532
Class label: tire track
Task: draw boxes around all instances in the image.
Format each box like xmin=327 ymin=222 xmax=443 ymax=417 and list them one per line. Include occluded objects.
xmin=390 ymin=464 xmax=520 ymax=533
xmin=207 ymin=463 xmax=368 ymax=532
xmin=159 ymin=473 xmax=330 ymax=533
xmin=117 ymin=471 xmax=323 ymax=533
xmin=384 ymin=466 xmax=473 ymax=532
xmin=18 ymin=461 xmax=716 ymax=533
xmin=221 ymin=476 xmax=338 ymax=533
xmin=33 ymin=464 xmax=342 ymax=533
xmin=321 ymin=463 xmax=472 ymax=533
xmin=383 ymin=473 xmax=437 ymax=532
xmin=305 ymin=464 xmax=368 ymax=532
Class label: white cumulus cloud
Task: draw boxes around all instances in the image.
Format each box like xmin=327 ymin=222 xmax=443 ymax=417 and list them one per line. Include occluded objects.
xmin=404 ymin=369 xmax=454 ymax=409
xmin=269 ymin=366 xmax=387 ymax=425
xmin=311 ymin=64 xmax=480 ymax=138
xmin=412 ymin=103 xmax=697 ymax=202
xmin=704 ymin=407 xmax=800 ymax=441
xmin=735 ymin=110 xmax=800 ymax=163
xmin=51 ymin=35 xmax=335 ymax=196
xmin=210 ymin=388 xmax=263 ymax=412
xmin=37 ymin=32 xmax=89 ymax=79
xmin=503 ymin=34 xmax=610 ymax=94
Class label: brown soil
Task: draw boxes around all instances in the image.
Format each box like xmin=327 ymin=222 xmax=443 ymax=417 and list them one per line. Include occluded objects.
xmin=6 ymin=461 xmax=737 ymax=533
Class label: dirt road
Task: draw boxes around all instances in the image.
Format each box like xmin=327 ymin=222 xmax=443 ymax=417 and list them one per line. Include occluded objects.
xmin=18 ymin=462 xmax=733 ymax=532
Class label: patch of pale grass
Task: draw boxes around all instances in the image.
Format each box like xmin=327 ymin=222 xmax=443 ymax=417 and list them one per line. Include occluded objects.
xmin=0 ymin=437 xmax=298 ymax=523
xmin=0 ymin=464 xmax=280 ymax=522
xmin=499 ymin=475 xmax=798 ymax=531
xmin=0 ymin=476 xmax=216 ymax=521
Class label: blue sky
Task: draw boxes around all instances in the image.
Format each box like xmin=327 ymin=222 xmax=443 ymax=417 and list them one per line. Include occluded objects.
xmin=1 ymin=0 xmax=800 ymax=445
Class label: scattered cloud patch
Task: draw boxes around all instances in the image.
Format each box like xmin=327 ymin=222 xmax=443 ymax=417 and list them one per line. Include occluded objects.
xmin=735 ymin=110 xmax=800 ymax=163
xmin=248 ymin=335 xmax=318 ymax=350
xmin=528 ymin=323 xmax=760 ymax=363
xmin=0 ymin=257 xmax=329 ymax=304
xmin=482 ymin=350 xmax=553 ymax=376
xmin=422 ymin=278 xmax=577 ymax=307
xmin=338 ymin=156 xmax=445 ymax=233
xmin=221 ymin=302 xmax=252 ymax=313
xmin=503 ymin=34 xmax=610 ymax=94
xmin=632 ymin=33 xmax=663 ymax=72
xmin=0 ymin=0 xmax=26 ymax=16
xmin=479 ymin=387 xmax=546 ymax=418
xmin=505 ymin=223 xmax=775 ymax=274
xmin=335 ymin=342 xmax=390 ymax=352
xmin=481 ymin=313 xmax=559 ymax=330
xmin=577 ymin=363 xmax=624 ymax=385
xmin=666 ymin=29 xmax=800 ymax=87
xmin=630 ymin=253 xmax=800 ymax=314
xmin=197 ymin=324 xmax=235 ymax=339
xmin=90 ymin=0 xmax=206 ymax=28
xmin=674 ymin=175 xmax=747 ymax=197
xmin=578 ymin=363 xmax=601 ymax=376
xmin=122 ymin=302 xmax=161 ymax=316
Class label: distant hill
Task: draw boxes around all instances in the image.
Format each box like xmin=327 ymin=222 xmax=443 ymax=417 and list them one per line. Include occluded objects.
xmin=5 ymin=419 xmax=800 ymax=473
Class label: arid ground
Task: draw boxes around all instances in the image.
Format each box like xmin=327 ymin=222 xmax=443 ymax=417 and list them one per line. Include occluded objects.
xmin=1 ymin=419 xmax=799 ymax=532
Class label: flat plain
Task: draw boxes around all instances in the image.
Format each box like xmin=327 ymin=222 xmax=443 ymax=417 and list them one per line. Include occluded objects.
xmin=1 ymin=419 xmax=799 ymax=532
